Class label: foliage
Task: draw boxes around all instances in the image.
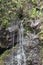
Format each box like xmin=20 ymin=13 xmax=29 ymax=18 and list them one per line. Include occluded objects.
xmin=0 ymin=49 xmax=10 ymax=60
xmin=0 ymin=0 xmax=43 ymax=64
xmin=0 ymin=0 xmax=43 ymax=43
xmin=30 ymin=8 xmax=42 ymax=19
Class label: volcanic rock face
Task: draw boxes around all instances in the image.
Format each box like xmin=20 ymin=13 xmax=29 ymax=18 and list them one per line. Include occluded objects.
xmin=0 ymin=25 xmax=19 ymax=53
xmin=25 ymin=19 xmax=41 ymax=65
xmin=24 ymin=34 xmax=41 ymax=65
xmin=2 ymin=19 xmax=42 ymax=65
xmin=3 ymin=33 xmax=41 ymax=65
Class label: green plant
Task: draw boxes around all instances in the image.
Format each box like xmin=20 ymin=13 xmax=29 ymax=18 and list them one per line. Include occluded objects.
xmin=17 ymin=0 xmax=21 ymax=9
xmin=30 ymin=8 xmax=42 ymax=19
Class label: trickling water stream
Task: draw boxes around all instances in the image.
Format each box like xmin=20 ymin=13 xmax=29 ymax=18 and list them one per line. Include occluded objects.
xmin=15 ymin=22 xmax=26 ymax=65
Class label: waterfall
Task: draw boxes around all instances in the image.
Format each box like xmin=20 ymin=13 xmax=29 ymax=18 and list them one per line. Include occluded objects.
xmin=16 ymin=21 xmax=26 ymax=65
xmin=10 ymin=33 xmax=14 ymax=65
xmin=4 ymin=21 xmax=27 ymax=65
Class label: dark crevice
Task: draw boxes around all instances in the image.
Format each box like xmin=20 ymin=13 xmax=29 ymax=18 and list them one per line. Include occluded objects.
xmin=0 ymin=47 xmax=7 ymax=55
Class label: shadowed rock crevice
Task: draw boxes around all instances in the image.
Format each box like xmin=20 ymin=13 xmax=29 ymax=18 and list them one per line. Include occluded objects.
xmin=0 ymin=47 xmax=7 ymax=55
xmin=0 ymin=25 xmax=19 ymax=55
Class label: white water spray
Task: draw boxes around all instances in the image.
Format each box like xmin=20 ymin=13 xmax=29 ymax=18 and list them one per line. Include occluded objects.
xmin=16 ymin=21 xmax=26 ymax=65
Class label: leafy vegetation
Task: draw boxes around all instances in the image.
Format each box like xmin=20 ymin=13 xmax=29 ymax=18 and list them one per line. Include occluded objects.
xmin=0 ymin=0 xmax=43 ymax=64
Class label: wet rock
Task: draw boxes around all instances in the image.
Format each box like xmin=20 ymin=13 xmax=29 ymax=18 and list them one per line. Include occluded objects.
xmin=0 ymin=26 xmax=19 ymax=49
xmin=24 ymin=19 xmax=41 ymax=33
xmin=32 ymin=53 xmax=41 ymax=65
